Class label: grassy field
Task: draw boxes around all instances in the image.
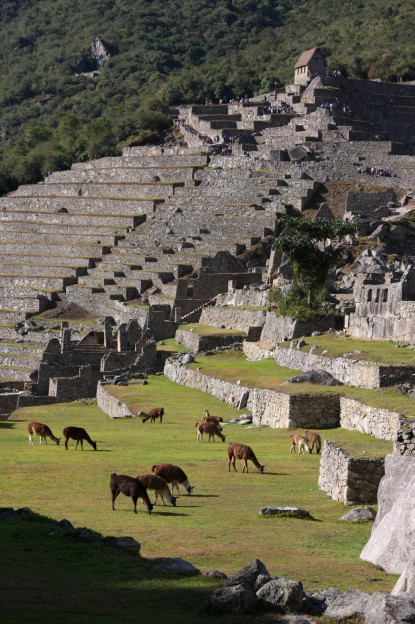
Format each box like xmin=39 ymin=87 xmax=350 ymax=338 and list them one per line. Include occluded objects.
xmin=178 ymin=323 xmax=245 ymax=336
xmin=278 ymin=334 xmax=415 ymax=366
xmin=187 ymin=350 xmax=415 ymax=417
xmin=0 ymin=372 xmax=397 ymax=623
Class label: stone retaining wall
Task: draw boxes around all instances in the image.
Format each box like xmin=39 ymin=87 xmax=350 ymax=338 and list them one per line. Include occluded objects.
xmin=163 ymin=359 xmax=340 ymax=428
xmin=260 ymin=314 xmax=336 ymax=344
xmin=96 ymin=383 xmax=135 ymax=419
xmin=199 ymin=307 xmax=267 ymax=331
xmin=318 ymin=440 xmax=385 ymax=505
xmin=340 ymin=397 xmax=402 ymax=441
xmin=273 ymin=345 xmax=415 ymax=389
xmin=243 ymin=341 xmax=275 ymax=360
xmin=175 ymin=328 xmax=244 ymax=353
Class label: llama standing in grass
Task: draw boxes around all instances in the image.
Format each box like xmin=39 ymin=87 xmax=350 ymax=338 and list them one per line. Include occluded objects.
xmin=63 ymin=426 xmax=97 ymax=450
xmin=204 ymin=409 xmax=223 ymax=425
xmin=227 ymin=442 xmax=265 ymax=473
xmin=137 ymin=473 xmax=176 ymax=506
xmin=152 ymin=463 xmax=195 ymax=496
xmin=196 ymin=421 xmax=226 ymax=443
xmin=110 ymin=473 xmax=153 ymax=514
xmin=290 ymin=434 xmax=310 ymax=455
xmin=27 ymin=422 xmax=60 ymax=446
xmin=304 ymin=431 xmax=321 ymax=454
xmin=142 ymin=407 xmax=164 ymax=423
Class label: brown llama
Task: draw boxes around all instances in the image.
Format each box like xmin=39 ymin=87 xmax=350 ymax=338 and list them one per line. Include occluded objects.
xmin=204 ymin=409 xmax=223 ymax=424
xmin=142 ymin=407 xmax=164 ymax=423
xmin=304 ymin=431 xmax=322 ymax=454
xmin=27 ymin=422 xmax=60 ymax=446
xmin=137 ymin=473 xmax=176 ymax=506
xmin=152 ymin=463 xmax=195 ymax=496
xmin=63 ymin=426 xmax=97 ymax=451
xmin=196 ymin=421 xmax=226 ymax=443
xmin=110 ymin=473 xmax=153 ymax=514
xmin=290 ymin=434 xmax=310 ymax=455
xmin=227 ymin=442 xmax=265 ymax=473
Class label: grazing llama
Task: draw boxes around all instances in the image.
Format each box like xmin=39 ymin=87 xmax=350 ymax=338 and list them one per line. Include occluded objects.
xmin=227 ymin=442 xmax=265 ymax=473
xmin=27 ymin=422 xmax=60 ymax=446
xmin=152 ymin=463 xmax=195 ymax=496
xmin=137 ymin=474 xmax=176 ymax=506
xmin=63 ymin=426 xmax=97 ymax=450
xmin=142 ymin=407 xmax=164 ymax=423
xmin=290 ymin=434 xmax=310 ymax=454
xmin=110 ymin=473 xmax=153 ymax=514
xmin=196 ymin=421 xmax=226 ymax=443
xmin=304 ymin=431 xmax=322 ymax=454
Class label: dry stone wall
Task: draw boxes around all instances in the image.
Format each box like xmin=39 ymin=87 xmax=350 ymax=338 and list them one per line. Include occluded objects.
xmin=318 ymin=440 xmax=385 ymax=505
xmin=273 ymin=345 xmax=415 ymax=389
xmin=340 ymin=397 xmax=402 ymax=441
xmin=96 ymin=383 xmax=135 ymax=419
xmin=259 ymin=313 xmax=336 ymax=344
xmin=199 ymin=307 xmax=267 ymax=331
xmin=175 ymin=329 xmax=244 ymax=354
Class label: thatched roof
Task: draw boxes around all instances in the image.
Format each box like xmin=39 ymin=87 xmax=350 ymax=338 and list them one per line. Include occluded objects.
xmin=294 ymin=47 xmax=322 ymax=69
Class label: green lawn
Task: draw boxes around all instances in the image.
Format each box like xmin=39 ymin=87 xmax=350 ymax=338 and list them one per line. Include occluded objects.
xmin=178 ymin=323 xmax=245 ymax=336
xmin=0 ymin=373 xmax=397 ymax=623
xmin=187 ymin=350 xmax=415 ymax=417
xmin=279 ymin=333 xmax=415 ymax=366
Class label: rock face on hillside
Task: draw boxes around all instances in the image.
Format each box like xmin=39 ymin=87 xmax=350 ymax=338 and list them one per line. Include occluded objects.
xmin=360 ymin=454 xmax=415 ymax=573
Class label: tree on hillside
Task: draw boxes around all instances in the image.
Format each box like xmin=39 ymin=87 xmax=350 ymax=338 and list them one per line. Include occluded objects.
xmin=273 ymin=216 xmax=358 ymax=317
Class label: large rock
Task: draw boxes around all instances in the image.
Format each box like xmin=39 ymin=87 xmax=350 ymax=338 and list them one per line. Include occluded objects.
xmin=256 ymin=578 xmax=304 ymax=612
xmin=340 ymin=507 xmax=376 ymax=522
xmin=360 ymin=455 xmax=415 ymax=573
xmin=393 ymin=558 xmax=415 ymax=598
xmin=324 ymin=588 xmax=369 ymax=619
xmin=223 ymin=559 xmax=270 ymax=588
xmin=303 ymin=587 xmax=341 ymax=616
xmin=365 ymin=592 xmax=415 ymax=624
xmin=205 ymin=583 xmax=257 ymax=614
xmin=286 ymin=369 xmax=343 ymax=386
xmin=152 ymin=557 xmax=200 ymax=576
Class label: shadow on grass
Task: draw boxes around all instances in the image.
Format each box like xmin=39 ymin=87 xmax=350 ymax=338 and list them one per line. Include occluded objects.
xmin=186 ymin=494 xmax=219 ymax=498
xmin=0 ymin=421 xmax=16 ymax=429
xmin=152 ymin=511 xmax=189 ymax=517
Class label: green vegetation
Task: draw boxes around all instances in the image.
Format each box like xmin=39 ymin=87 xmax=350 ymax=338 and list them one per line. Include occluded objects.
xmin=188 ymin=350 xmax=415 ymax=416
xmin=0 ymin=375 xmax=397 ymax=613
xmin=279 ymin=333 xmax=415 ymax=366
xmin=2 ymin=1 xmax=415 ymax=191
xmin=273 ymin=217 xmax=358 ymax=319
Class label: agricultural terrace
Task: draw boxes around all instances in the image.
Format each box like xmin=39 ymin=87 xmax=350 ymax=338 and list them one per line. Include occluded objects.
xmin=0 ymin=374 xmax=396 ymax=614
xmin=186 ymin=350 xmax=415 ymax=416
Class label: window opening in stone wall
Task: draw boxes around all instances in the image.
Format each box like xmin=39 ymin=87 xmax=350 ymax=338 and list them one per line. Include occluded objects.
xmin=186 ymin=285 xmax=194 ymax=297
xmin=383 ymin=289 xmax=388 ymax=303
xmin=375 ymin=289 xmax=380 ymax=303
xmin=367 ymin=289 xmax=372 ymax=302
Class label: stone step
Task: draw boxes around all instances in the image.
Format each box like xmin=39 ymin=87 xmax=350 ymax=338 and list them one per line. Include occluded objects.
xmin=0 ymin=230 xmax=120 ymax=246
xmin=0 ymin=295 xmax=49 ymax=312
xmin=0 ymin=275 xmax=74 ymax=291
xmin=72 ymin=154 xmax=209 ymax=168
xmin=0 ymin=364 xmax=33 ymax=381
xmin=0 ymin=252 xmax=96 ymax=267
xmin=15 ymin=181 xmax=185 ymax=199
xmin=0 ymin=196 xmax=163 ymax=216
xmin=46 ymin=165 xmax=201 ymax=183
xmin=0 ymin=220 xmax=131 ymax=237
xmin=0 ymin=241 xmax=109 ymax=257
xmin=0 ymin=342 xmax=45 ymax=356
xmin=0 ymin=210 xmax=143 ymax=228
xmin=0 ymin=324 xmax=60 ymax=343
xmin=0 ymin=263 xmax=84 ymax=278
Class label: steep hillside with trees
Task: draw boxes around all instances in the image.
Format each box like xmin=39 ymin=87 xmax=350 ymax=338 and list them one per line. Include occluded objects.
xmin=1 ymin=0 xmax=415 ymax=192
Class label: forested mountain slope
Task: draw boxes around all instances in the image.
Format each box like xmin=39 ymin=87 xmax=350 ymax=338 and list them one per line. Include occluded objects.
xmin=1 ymin=0 xmax=414 ymax=191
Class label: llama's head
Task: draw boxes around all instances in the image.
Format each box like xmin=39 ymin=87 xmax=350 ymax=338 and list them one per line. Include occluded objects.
xmin=259 ymin=465 xmax=265 ymax=473
xmin=186 ymin=485 xmax=195 ymax=495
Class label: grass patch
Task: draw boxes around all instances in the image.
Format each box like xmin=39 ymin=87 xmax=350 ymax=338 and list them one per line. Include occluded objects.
xmin=178 ymin=323 xmax=245 ymax=336
xmin=279 ymin=333 xmax=415 ymax=366
xmin=0 ymin=374 xmax=398 ymax=612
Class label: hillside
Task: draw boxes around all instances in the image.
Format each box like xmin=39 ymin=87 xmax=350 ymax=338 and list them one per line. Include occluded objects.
xmin=1 ymin=0 xmax=415 ymax=192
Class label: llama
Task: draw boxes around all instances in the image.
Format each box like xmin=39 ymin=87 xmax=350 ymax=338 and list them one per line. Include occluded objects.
xmin=290 ymin=434 xmax=310 ymax=455
xmin=63 ymin=426 xmax=97 ymax=451
xmin=110 ymin=473 xmax=153 ymax=514
xmin=152 ymin=463 xmax=195 ymax=496
xmin=304 ymin=431 xmax=322 ymax=454
xmin=227 ymin=442 xmax=265 ymax=473
xmin=137 ymin=473 xmax=176 ymax=506
xmin=142 ymin=407 xmax=164 ymax=423
xmin=204 ymin=409 xmax=223 ymax=425
xmin=196 ymin=421 xmax=226 ymax=443
xmin=27 ymin=422 xmax=60 ymax=446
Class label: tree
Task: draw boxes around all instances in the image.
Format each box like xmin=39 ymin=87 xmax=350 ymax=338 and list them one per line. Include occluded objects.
xmin=274 ymin=216 xmax=358 ymax=305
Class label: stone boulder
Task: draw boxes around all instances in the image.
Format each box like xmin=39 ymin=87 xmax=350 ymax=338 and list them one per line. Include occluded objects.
xmin=276 ymin=617 xmax=316 ymax=624
xmin=223 ymin=559 xmax=270 ymax=589
xmin=114 ymin=536 xmax=141 ymax=556
xmin=303 ymin=587 xmax=341 ymax=616
xmin=393 ymin=558 xmax=415 ymax=598
xmin=259 ymin=506 xmax=311 ymax=519
xmin=365 ymin=592 xmax=415 ymax=624
xmin=256 ymin=578 xmax=304 ymax=612
xmin=340 ymin=507 xmax=376 ymax=522
xmin=360 ymin=455 xmax=415 ymax=574
xmin=204 ymin=569 xmax=228 ymax=580
xmin=324 ymin=588 xmax=370 ymax=619
xmin=286 ymin=369 xmax=343 ymax=386
xmin=152 ymin=557 xmax=200 ymax=576
xmin=205 ymin=583 xmax=257 ymax=614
